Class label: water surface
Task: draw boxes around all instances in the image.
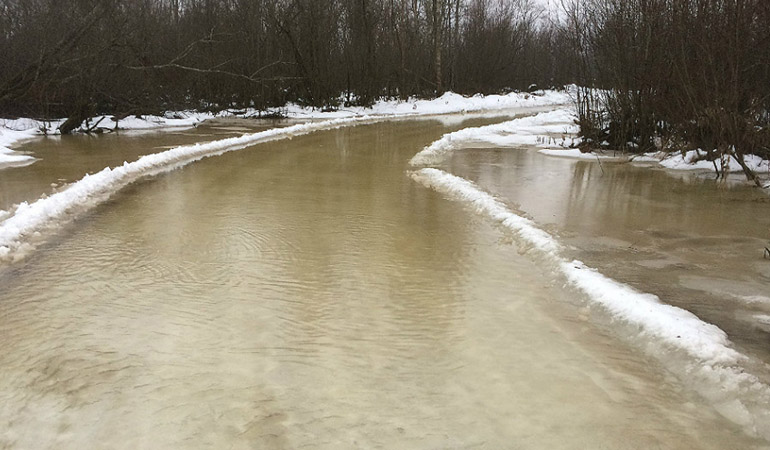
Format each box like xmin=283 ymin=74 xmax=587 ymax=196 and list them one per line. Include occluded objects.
xmin=446 ymin=148 xmax=770 ymax=368
xmin=0 ymin=118 xmax=767 ymax=448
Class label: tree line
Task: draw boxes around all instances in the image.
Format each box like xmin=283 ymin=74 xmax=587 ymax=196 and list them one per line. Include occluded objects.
xmin=564 ymin=0 xmax=770 ymax=185
xmin=0 ymin=0 xmax=570 ymax=125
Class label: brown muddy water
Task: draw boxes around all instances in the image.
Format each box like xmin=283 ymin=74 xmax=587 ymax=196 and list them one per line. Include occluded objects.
xmin=446 ymin=149 xmax=770 ymax=369
xmin=0 ymin=119 xmax=289 ymax=212
xmin=0 ymin=115 xmax=768 ymax=449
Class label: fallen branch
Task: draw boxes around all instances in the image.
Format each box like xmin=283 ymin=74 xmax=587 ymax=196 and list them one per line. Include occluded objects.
xmin=124 ymin=63 xmax=302 ymax=85
xmin=731 ymin=148 xmax=763 ymax=188
xmin=84 ymin=116 xmax=106 ymax=133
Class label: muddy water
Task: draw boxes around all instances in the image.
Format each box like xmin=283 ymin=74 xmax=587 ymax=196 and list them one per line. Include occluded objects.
xmin=447 ymin=149 xmax=770 ymax=369
xmin=0 ymin=118 xmax=767 ymax=449
xmin=0 ymin=120 xmax=288 ymax=212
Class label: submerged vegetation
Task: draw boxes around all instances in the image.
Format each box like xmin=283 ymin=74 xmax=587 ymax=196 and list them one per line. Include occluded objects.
xmin=0 ymin=0 xmax=768 ymax=182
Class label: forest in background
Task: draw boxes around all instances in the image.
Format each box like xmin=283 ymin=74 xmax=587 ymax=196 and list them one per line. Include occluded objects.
xmin=1 ymin=0 xmax=769 ymax=183
xmin=0 ymin=0 xmax=572 ymax=123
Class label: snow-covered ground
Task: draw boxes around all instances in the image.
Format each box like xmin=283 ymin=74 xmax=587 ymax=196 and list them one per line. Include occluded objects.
xmin=0 ymin=90 xmax=569 ymax=169
xmin=280 ymin=90 xmax=569 ymax=119
xmin=410 ymin=108 xmax=578 ymax=165
xmin=638 ymin=149 xmax=770 ymax=173
xmin=0 ymin=124 xmax=39 ymax=168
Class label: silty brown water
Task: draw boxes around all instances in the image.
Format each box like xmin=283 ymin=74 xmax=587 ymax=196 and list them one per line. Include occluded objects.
xmin=0 ymin=117 xmax=767 ymax=448
xmin=446 ymin=148 xmax=770 ymax=370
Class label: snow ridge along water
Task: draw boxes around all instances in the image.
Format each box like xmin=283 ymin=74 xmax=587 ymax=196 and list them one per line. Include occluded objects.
xmin=409 ymin=109 xmax=578 ymax=166
xmin=409 ymin=167 xmax=770 ymax=441
xmin=0 ymin=116 xmax=382 ymax=261
xmin=0 ymin=126 xmax=38 ymax=168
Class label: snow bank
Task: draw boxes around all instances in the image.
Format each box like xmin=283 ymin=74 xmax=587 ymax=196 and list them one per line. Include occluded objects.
xmin=652 ymin=149 xmax=770 ymax=173
xmin=538 ymin=148 xmax=623 ymax=160
xmin=542 ymin=148 xmax=770 ymax=178
xmin=559 ymin=260 xmax=741 ymax=365
xmin=1 ymin=112 xmax=216 ymax=136
xmin=410 ymin=167 xmax=770 ymax=440
xmin=409 ymin=108 xmax=577 ymax=166
xmin=405 ymin=104 xmax=768 ymax=176
xmin=0 ymin=123 xmax=38 ymax=168
xmin=409 ymin=105 xmax=769 ymax=177
xmin=0 ymin=116 xmax=377 ymax=261
xmin=280 ymin=90 xmax=570 ymax=119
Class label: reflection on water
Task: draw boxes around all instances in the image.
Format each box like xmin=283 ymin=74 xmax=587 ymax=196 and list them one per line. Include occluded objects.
xmin=0 ymin=119 xmax=767 ymax=448
xmin=448 ymin=149 xmax=770 ymax=369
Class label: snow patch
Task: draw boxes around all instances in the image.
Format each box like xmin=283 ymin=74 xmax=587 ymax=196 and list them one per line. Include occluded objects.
xmin=538 ymin=148 xmax=623 ymax=160
xmin=281 ymin=90 xmax=571 ymax=119
xmin=637 ymin=150 xmax=770 ymax=173
xmin=0 ymin=125 xmax=38 ymax=168
xmin=409 ymin=108 xmax=578 ymax=166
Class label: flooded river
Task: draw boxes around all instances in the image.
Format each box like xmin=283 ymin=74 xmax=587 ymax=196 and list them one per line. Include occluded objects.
xmin=0 ymin=115 xmax=768 ymax=448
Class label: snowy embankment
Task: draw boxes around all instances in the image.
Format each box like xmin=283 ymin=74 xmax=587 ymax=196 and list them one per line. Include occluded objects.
xmin=634 ymin=149 xmax=770 ymax=173
xmin=0 ymin=90 xmax=570 ymax=261
xmin=0 ymin=90 xmax=569 ymax=169
xmin=410 ymin=108 xmax=579 ymax=165
xmin=410 ymin=168 xmax=770 ymax=441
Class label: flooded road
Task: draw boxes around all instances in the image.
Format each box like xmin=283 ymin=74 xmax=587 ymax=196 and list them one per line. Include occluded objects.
xmin=0 ymin=116 xmax=768 ymax=448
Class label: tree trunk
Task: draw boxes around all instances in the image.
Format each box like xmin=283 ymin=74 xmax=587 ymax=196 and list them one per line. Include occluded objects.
xmin=432 ymin=0 xmax=443 ymax=94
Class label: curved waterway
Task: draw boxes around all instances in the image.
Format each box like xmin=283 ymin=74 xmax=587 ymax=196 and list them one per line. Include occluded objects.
xmin=0 ymin=116 xmax=768 ymax=448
